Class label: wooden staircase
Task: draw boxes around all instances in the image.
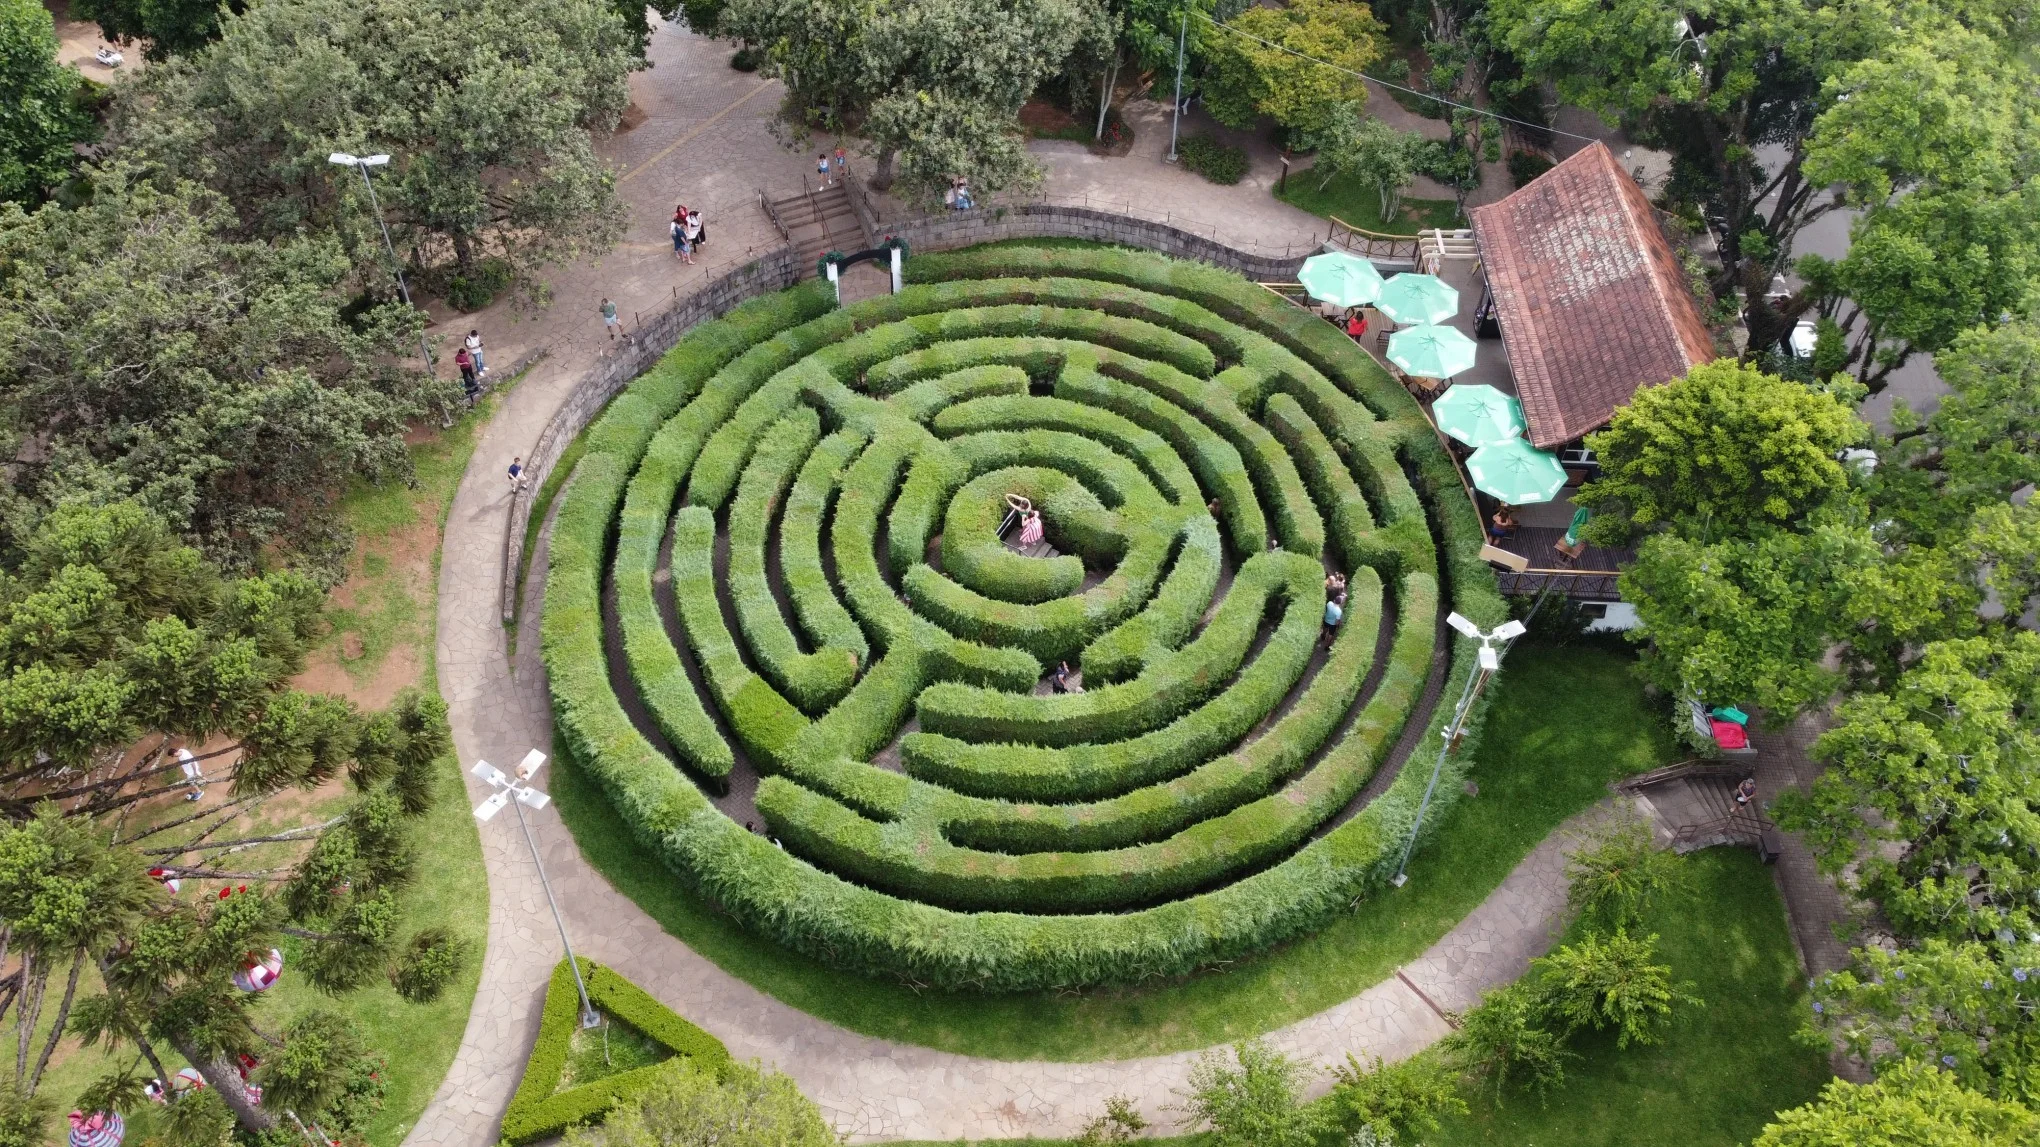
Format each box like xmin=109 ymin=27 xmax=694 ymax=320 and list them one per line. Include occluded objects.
xmin=759 ymin=176 xmax=871 ymax=274
xmin=1619 ymin=762 xmax=1779 ymax=857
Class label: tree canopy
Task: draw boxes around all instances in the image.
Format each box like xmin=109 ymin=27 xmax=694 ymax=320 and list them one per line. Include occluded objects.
xmin=0 ymin=168 xmax=451 ymax=576
xmin=1486 ymin=0 xmax=2040 ymax=377
xmin=565 ymin=1058 xmax=838 ymax=1147
xmin=1579 ymin=360 xmax=1865 ymax=542
xmin=0 ymin=0 xmax=89 ymax=204
xmin=1202 ymin=0 xmax=1387 ymax=140
xmin=118 ymin=0 xmax=635 ymax=284
xmin=727 ymin=0 xmax=1107 ymax=198
xmin=1756 ymin=1058 xmax=2040 ymax=1147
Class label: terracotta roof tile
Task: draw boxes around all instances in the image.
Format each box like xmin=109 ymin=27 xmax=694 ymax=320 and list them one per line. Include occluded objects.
xmin=1469 ymin=141 xmax=1716 ymax=447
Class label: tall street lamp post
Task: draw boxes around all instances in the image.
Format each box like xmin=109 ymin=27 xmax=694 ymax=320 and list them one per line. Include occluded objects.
xmin=472 ymin=749 xmax=600 ymax=1029
xmin=328 ymin=152 xmax=435 ymax=375
xmin=1390 ymin=613 xmax=1527 ymax=887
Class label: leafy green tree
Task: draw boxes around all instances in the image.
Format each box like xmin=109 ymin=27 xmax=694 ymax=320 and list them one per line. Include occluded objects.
xmin=1875 ymin=318 xmax=2040 ymax=549
xmin=119 ymin=0 xmax=633 ymax=288
xmin=1202 ymin=0 xmax=1386 ymax=141
xmin=565 ymin=1058 xmax=838 ymax=1147
xmin=1532 ymin=929 xmax=1698 ymax=1048
xmin=1564 ymin=821 xmax=1688 ymax=932
xmin=1442 ymin=982 xmax=1571 ymax=1101
xmin=1578 ymin=360 xmax=1865 ymax=543
xmin=0 ymin=171 xmax=453 ymax=576
xmin=728 ymin=0 xmax=1105 ymax=199
xmin=1309 ymin=106 xmax=1420 ymax=219
xmin=1326 ymin=1054 xmax=1466 ymax=1145
xmin=1756 ymin=1058 xmax=2040 ymax=1146
xmin=0 ymin=0 xmax=89 ymax=205
xmin=70 ymin=0 xmax=232 ymax=60
xmin=1178 ymin=1039 xmax=1325 ymax=1147
xmin=1810 ymin=941 xmax=2040 ymax=1108
xmin=1486 ymin=0 xmax=2038 ymax=360
xmin=1782 ymin=634 xmax=2040 ymax=945
xmin=1800 ymin=184 xmax=2040 ymax=391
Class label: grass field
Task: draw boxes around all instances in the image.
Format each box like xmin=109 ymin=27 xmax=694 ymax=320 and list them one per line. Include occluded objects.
xmin=885 ymin=851 xmax=1827 ymax=1147
xmin=1275 ymin=170 xmax=1462 ymax=235
xmin=551 ymin=640 xmax=1678 ymax=1061
xmin=1427 ymin=846 xmax=1830 ymax=1147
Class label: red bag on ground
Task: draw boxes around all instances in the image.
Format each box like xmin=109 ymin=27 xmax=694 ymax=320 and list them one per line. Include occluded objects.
xmin=1711 ymin=719 xmax=1748 ymax=750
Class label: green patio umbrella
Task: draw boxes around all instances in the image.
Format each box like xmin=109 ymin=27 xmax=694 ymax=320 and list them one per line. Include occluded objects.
xmin=1389 ymin=325 xmax=1480 ymax=382
xmin=1430 ymin=383 xmax=1524 ymax=447
xmin=1562 ymin=506 xmax=1591 ymax=548
xmin=1296 ymin=252 xmax=1385 ymax=309
xmin=1466 ymin=438 xmax=1569 ymax=504
xmin=1375 ymin=273 xmax=1459 ymax=325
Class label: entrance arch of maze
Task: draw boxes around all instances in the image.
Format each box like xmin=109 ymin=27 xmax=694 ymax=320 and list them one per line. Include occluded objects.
xmin=542 ymin=244 xmax=1507 ymax=995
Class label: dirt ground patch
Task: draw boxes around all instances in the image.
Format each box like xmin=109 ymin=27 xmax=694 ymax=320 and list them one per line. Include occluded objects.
xmin=1019 ymin=99 xmax=1080 ymax=136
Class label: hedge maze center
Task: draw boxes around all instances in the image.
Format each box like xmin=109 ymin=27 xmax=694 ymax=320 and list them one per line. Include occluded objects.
xmin=543 ymin=243 xmax=1502 ymax=996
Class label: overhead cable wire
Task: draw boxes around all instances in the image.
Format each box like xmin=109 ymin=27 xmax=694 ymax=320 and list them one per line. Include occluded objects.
xmin=1195 ymin=12 xmax=1606 ymax=144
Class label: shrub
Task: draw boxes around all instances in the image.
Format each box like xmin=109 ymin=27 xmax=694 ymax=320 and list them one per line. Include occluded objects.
xmin=1444 ymin=982 xmax=1574 ymax=1101
xmin=1179 ymin=1040 xmax=1325 ymax=1147
xmin=1533 ymin=929 xmax=1700 ymax=1048
xmin=390 ymin=927 xmax=470 ymax=1002
xmin=1565 ymin=820 xmax=1689 ymax=930
xmin=1328 ymin=1053 xmax=1468 ymax=1145
xmin=1178 ymin=135 xmax=1250 ymax=185
xmin=442 ymin=256 xmax=512 ymax=311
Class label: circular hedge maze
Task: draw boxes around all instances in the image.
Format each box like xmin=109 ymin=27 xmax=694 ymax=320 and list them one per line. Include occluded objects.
xmin=544 ymin=245 xmax=1503 ymax=992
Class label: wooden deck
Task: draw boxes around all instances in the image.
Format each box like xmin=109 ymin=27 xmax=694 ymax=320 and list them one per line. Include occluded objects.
xmin=1488 ymin=525 xmax=1630 ymax=600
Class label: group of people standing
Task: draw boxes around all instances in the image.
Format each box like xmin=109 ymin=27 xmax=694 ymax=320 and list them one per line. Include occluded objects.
xmin=454 ymin=328 xmax=487 ymax=406
xmin=816 ymin=146 xmax=848 ymax=186
xmin=1323 ymin=571 xmax=1348 ymax=640
xmin=670 ymin=203 xmax=707 ymax=263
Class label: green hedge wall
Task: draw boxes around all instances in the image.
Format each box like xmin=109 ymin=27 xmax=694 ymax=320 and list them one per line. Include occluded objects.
xmin=542 ymin=243 xmax=1507 ymax=991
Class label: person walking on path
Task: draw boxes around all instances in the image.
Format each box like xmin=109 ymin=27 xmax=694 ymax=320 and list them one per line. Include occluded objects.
xmin=465 ymin=329 xmax=487 ymax=376
xmin=600 ymin=298 xmax=620 ymax=340
xmin=455 ymin=346 xmax=478 ymax=402
xmin=178 ymin=747 xmax=205 ymax=801
xmin=818 ymin=152 xmax=831 ymax=184
xmin=508 ymin=456 xmax=527 ymax=492
xmin=1323 ymin=591 xmax=1345 ymax=641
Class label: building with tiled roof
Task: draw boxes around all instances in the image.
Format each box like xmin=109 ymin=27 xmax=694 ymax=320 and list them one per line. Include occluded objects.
xmin=1468 ymin=141 xmax=1716 ymax=448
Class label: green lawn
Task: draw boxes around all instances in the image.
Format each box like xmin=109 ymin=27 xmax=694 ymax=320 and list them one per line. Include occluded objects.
xmin=1427 ymin=846 xmax=1831 ymax=1147
xmin=886 ymin=848 xmax=1828 ymax=1147
xmin=1276 ymin=169 xmax=1462 ymax=235
xmin=551 ymin=640 xmax=1678 ymax=1061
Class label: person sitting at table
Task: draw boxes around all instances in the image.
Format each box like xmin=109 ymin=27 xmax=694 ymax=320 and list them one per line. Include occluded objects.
xmin=1487 ymin=506 xmax=1518 ymax=542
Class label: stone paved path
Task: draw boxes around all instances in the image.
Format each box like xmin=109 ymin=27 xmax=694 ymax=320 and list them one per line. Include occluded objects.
xmin=409 ymin=25 xmax=1623 ymax=1145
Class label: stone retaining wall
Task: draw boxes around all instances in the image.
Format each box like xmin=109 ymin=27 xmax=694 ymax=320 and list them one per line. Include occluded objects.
xmin=500 ymin=245 xmax=802 ymax=621
xmin=499 ymin=207 xmax=1330 ymax=621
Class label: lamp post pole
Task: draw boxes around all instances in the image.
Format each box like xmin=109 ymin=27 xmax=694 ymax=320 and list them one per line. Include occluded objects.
xmin=329 ymin=152 xmax=434 ymax=374
xmin=1390 ymin=614 xmax=1527 ymax=887
xmin=473 ymin=750 xmax=600 ymax=1028
xmin=1167 ymin=11 xmax=1186 ymax=164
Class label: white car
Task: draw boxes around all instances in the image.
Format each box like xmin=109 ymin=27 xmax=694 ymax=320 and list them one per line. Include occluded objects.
xmin=94 ymin=46 xmax=123 ymax=67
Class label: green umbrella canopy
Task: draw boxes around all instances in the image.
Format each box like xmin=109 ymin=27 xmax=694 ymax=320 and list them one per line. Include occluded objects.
xmin=1376 ymin=273 xmax=1459 ymax=325
xmin=1431 ymin=382 xmax=1524 ymax=447
xmin=1297 ymin=252 xmax=1386 ymax=309
xmin=1466 ymin=438 xmax=1569 ymax=504
xmin=1389 ymin=324 xmax=1480 ymax=382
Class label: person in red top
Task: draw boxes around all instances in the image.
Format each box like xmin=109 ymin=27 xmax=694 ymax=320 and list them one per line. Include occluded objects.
xmin=1345 ymin=311 xmax=1368 ymax=340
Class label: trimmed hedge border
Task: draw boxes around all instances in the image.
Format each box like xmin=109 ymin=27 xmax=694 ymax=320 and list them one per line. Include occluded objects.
xmin=542 ymin=245 xmax=1506 ymax=991
xmin=499 ymin=958 xmax=731 ymax=1145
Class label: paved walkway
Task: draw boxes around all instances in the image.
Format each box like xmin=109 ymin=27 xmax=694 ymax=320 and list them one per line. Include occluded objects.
xmin=411 ymin=26 xmax=1623 ymax=1145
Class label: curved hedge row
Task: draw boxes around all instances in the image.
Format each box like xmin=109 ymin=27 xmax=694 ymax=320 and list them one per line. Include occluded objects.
xmin=543 ymin=246 xmax=1505 ymax=990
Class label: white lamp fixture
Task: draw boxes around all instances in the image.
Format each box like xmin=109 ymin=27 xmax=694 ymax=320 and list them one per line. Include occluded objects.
xmin=1391 ymin=613 xmax=1528 ymax=886
xmin=473 ymin=750 xmax=598 ymax=1028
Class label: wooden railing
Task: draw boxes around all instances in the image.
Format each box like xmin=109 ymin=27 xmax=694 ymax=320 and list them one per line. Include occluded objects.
xmin=1326 ymin=216 xmax=1422 ymax=263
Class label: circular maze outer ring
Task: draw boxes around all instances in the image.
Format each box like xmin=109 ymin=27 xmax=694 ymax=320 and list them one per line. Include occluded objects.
xmin=543 ymin=245 xmax=1506 ymax=993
